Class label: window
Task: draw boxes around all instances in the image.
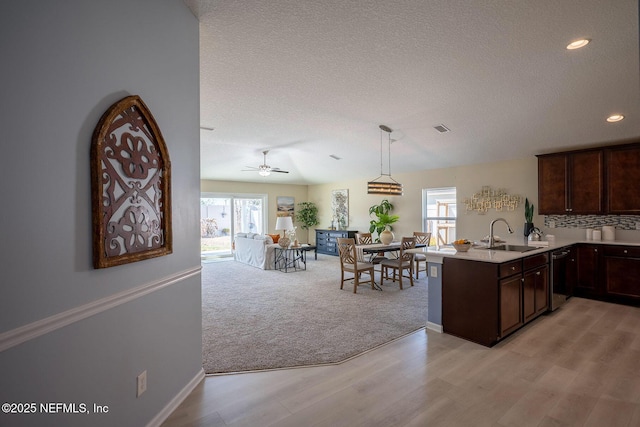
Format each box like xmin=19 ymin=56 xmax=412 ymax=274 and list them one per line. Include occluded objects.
xmin=423 ymin=187 xmax=457 ymax=246
xmin=201 ymin=193 xmax=267 ymax=257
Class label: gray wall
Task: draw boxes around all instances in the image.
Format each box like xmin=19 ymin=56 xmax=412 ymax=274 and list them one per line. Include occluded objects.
xmin=0 ymin=1 xmax=202 ymax=426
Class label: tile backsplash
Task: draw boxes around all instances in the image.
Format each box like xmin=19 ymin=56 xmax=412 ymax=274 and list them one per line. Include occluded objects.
xmin=544 ymin=215 xmax=640 ymax=230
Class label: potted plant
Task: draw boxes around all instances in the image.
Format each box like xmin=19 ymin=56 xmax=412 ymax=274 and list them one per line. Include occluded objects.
xmin=297 ymin=202 xmax=319 ymax=242
xmin=524 ymin=197 xmax=535 ymax=237
xmin=369 ymin=199 xmax=399 ymax=244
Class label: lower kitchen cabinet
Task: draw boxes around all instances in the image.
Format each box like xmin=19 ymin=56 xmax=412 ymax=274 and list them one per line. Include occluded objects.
xmin=523 ymin=263 xmax=549 ymax=322
xmin=500 ymin=274 xmax=523 ymax=337
xmin=602 ymin=245 xmax=640 ymax=304
xmin=443 ymin=253 xmax=550 ymax=347
xmin=575 ymin=244 xmax=601 ymax=298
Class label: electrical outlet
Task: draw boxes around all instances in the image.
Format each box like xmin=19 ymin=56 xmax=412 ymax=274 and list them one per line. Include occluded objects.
xmin=636 ymin=222 xmax=640 ymax=230
xmin=430 ymin=266 xmax=438 ymax=278
xmin=137 ymin=370 xmax=147 ymax=397
xmin=548 ymin=220 xmax=556 ymax=228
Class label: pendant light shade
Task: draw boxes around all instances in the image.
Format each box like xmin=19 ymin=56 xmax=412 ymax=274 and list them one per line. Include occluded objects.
xmin=367 ymin=125 xmax=403 ymax=196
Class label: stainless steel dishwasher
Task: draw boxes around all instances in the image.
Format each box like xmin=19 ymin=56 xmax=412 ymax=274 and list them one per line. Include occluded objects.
xmin=550 ymin=247 xmax=571 ymax=310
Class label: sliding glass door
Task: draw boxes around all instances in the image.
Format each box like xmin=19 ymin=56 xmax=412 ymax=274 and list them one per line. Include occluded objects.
xmin=200 ymin=193 xmax=267 ymax=258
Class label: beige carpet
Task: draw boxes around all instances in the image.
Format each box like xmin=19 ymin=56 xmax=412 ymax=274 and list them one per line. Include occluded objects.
xmin=201 ymin=254 xmax=428 ymax=374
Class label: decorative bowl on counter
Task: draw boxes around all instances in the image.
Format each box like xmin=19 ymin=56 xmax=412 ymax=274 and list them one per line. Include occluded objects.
xmin=452 ymin=240 xmax=473 ymax=252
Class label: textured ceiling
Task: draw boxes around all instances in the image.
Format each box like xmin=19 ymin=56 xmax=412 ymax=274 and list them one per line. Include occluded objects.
xmin=185 ymin=0 xmax=640 ymax=185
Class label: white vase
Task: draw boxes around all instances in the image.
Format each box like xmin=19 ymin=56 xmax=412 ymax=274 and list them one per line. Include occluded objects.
xmin=380 ymin=229 xmax=394 ymax=245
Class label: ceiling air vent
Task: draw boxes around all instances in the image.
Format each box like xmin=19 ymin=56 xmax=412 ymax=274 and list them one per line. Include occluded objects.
xmin=433 ymin=124 xmax=450 ymax=133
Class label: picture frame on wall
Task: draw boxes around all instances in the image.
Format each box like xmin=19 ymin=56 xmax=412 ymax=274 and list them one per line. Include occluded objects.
xmin=331 ymin=189 xmax=349 ymax=229
xmin=90 ymin=95 xmax=172 ymax=269
xmin=277 ymin=196 xmax=294 ymax=217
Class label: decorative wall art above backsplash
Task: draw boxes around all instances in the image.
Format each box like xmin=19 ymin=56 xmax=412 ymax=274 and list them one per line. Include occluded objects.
xmin=463 ymin=186 xmax=522 ymax=214
xmin=544 ymin=215 xmax=640 ymax=230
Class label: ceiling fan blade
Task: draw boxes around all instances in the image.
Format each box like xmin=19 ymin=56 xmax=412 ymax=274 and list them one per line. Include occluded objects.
xmin=271 ymin=169 xmax=289 ymax=173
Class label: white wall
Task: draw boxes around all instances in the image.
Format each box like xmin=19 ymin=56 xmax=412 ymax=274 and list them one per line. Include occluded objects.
xmin=308 ymin=157 xmax=543 ymax=244
xmin=0 ymin=1 xmax=202 ymax=426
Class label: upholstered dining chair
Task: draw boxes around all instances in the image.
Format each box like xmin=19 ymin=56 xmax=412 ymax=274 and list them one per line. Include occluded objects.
xmin=379 ymin=236 xmax=416 ymax=289
xmin=355 ymin=232 xmax=387 ymax=265
xmin=337 ymin=238 xmax=376 ymax=293
xmin=413 ymin=231 xmax=432 ymax=279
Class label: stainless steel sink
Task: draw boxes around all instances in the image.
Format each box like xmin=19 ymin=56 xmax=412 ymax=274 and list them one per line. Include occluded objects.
xmin=483 ymin=244 xmax=538 ymax=253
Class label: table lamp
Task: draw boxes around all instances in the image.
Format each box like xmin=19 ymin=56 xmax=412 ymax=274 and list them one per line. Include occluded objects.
xmin=275 ymin=216 xmax=294 ymax=248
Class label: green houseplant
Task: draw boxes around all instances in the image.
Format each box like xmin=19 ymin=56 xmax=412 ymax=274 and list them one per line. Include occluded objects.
xmin=369 ymin=199 xmax=399 ymax=244
xmin=524 ymin=197 xmax=535 ymax=237
xmin=297 ymin=201 xmax=319 ymax=230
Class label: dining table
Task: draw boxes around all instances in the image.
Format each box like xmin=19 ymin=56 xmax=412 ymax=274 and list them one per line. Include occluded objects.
xmin=356 ymin=241 xmax=427 ymax=260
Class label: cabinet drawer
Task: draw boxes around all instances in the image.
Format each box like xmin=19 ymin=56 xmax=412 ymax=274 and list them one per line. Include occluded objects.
xmin=524 ymin=253 xmax=549 ymax=270
xmin=500 ymin=260 xmax=522 ymax=278
xmin=603 ymin=245 xmax=640 ymax=258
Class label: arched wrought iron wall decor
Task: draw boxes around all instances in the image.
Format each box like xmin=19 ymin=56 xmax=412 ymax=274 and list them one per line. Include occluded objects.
xmin=91 ymin=95 xmax=172 ymax=268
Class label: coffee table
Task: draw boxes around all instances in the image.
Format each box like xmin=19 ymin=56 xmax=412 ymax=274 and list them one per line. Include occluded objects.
xmin=274 ymin=245 xmax=316 ymax=272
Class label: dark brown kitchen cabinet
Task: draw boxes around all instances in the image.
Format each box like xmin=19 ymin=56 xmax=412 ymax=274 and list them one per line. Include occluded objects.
xmin=523 ymin=264 xmax=548 ymax=322
xmin=500 ymin=274 xmax=523 ymax=337
xmin=566 ymin=246 xmax=577 ymax=297
xmin=442 ymin=259 xmax=499 ymax=347
xmin=606 ymin=145 xmax=640 ymax=214
xmin=574 ymin=244 xmax=602 ymax=298
xmin=537 ymin=150 xmax=603 ymax=214
xmin=602 ymin=245 xmax=640 ymax=303
xmin=443 ymin=253 xmax=549 ymax=347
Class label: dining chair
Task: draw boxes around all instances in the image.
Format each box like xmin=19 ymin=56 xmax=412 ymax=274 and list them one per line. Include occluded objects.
xmin=337 ymin=238 xmax=376 ymax=293
xmin=355 ymin=232 xmax=387 ymax=265
xmin=413 ymin=231 xmax=432 ymax=279
xmin=379 ymin=236 xmax=416 ymax=289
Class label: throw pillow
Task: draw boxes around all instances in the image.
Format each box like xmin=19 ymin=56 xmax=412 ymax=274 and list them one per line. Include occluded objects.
xmin=268 ymin=233 xmax=280 ymax=243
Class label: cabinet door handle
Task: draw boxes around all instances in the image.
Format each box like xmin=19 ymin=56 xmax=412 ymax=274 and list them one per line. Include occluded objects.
xmin=594 ymin=249 xmax=598 ymax=252
xmin=511 ymin=266 xmax=516 ymax=271
xmin=536 ymin=271 xmax=541 ymax=275
xmin=624 ymin=250 xmax=628 ymax=254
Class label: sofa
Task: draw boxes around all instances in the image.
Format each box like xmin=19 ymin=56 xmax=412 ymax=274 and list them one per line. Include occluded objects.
xmin=233 ymin=233 xmax=280 ymax=269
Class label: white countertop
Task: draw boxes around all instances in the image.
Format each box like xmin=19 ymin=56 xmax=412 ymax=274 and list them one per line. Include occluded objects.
xmin=408 ymin=238 xmax=640 ymax=264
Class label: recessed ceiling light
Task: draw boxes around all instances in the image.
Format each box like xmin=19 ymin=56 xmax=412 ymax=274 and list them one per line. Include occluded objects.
xmin=566 ymin=39 xmax=590 ymax=50
xmin=606 ymin=114 xmax=625 ymax=123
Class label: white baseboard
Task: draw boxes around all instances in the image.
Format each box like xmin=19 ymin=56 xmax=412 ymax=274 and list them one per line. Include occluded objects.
xmin=147 ymin=368 xmax=205 ymax=427
xmin=426 ymin=321 xmax=443 ymax=333
xmin=0 ymin=266 xmax=201 ymax=352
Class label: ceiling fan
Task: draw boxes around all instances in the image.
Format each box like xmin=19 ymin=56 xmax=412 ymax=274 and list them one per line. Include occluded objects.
xmin=242 ymin=150 xmax=289 ymax=176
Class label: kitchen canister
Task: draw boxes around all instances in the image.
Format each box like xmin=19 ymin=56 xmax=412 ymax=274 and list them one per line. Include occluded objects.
xmin=602 ymin=225 xmax=616 ymax=241
xmin=592 ymin=229 xmax=602 ymax=241
xmin=586 ymin=228 xmax=594 ymax=240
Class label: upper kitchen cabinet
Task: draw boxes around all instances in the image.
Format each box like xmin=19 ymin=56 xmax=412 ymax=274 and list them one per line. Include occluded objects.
xmin=606 ymin=144 xmax=640 ymax=214
xmin=538 ymin=150 xmax=603 ymax=214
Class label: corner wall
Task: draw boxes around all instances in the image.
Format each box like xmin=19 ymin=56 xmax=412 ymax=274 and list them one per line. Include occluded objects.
xmin=0 ymin=2 xmax=202 ymax=426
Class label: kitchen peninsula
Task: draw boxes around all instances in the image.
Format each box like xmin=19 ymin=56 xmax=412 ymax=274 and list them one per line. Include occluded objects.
xmin=414 ymin=239 xmax=640 ymax=347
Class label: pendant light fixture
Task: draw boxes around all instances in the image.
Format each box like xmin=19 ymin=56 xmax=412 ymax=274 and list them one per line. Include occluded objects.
xmin=367 ymin=124 xmax=403 ymax=196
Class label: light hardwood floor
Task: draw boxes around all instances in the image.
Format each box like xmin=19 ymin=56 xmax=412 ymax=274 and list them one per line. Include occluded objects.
xmin=162 ymin=297 xmax=640 ymax=427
